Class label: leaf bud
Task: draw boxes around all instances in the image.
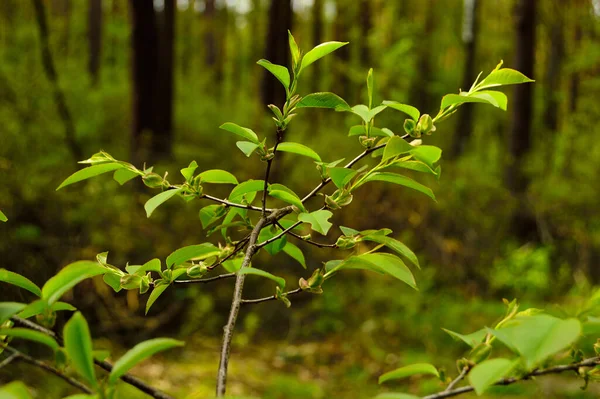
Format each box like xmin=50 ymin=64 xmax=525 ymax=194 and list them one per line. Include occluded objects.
xmin=299 ymin=269 xmax=325 ymax=294
xmin=359 ymin=135 xmax=377 ymax=149
xmin=335 ymin=235 xmax=356 ymax=250
xmin=120 ymin=274 xmax=142 ymax=290
xmin=36 ymin=309 xmax=56 ymax=328
xmin=187 ymin=263 xmax=209 ymax=279
xmin=468 ymin=343 xmax=492 ymax=364
xmin=456 ymin=358 xmax=472 ymax=373
xmin=275 ymin=286 xmax=291 ymax=308
xmin=403 ymin=119 xmax=418 ymax=137
xmin=139 ymin=274 xmax=151 ymax=294
xmin=142 ymin=172 xmax=164 ymax=188
xmin=416 ymin=114 xmax=435 ymax=136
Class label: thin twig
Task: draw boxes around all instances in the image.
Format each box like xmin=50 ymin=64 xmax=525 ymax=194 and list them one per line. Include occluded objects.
xmin=241 ymin=288 xmax=303 ymax=305
xmin=10 ymin=316 xmax=175 ymax=399
xmin=255 ymin=221 xmax=302 ymax=249
xmin=207 ymin=236 xmax=250 ymax=271
xmin=3 ymin=345 xmax=93 ymax=394
xmin=275 ymin=221 xmax=336 ymax=248
xmin=203 ymin=194 xmax=271 ymax=212
xmin=422 ymin=357 xmax=600 ymax=399
xmin=261 ymin=130 xmax=284 ymax=215
xmin=0 ymin=353 xmax=19 ymax=369
xmin=174 ymin=273 xmax=236 ymax=284
xmin=445 ymin=366 xmax=469 ymax=392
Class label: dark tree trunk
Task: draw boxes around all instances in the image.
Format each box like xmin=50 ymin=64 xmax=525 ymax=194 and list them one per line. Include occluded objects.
xmin=32 ymin=0 xmax=82 ymax=161
xmin=155 ymin=0 xmax=175 ymax=158
xmin=261 ymin=0 xmax=292 ymax=108
xmin=334 ymin=0 xmax=352 ymax=100
xmin=311 ymin=0 xmax=323 ymax=93
xmin=543 ymin=3 xmax=565 ymax=132
xmin=505 ymin=0 xmax=537 ymax=240
xmin=450 ymin=0 xmax=480 ymax=159
xmin=181 ymin=0 xmax=194 ymax=76
xmin=569 ymin=17 xmax=582 ymax=112
xmin=409 ymin=0 xmax=436 ymax=113
xmin=88 ymin=0 xmax=103 ymax=86
xmin=204 ymin=0 xmax=217 ymax=68
xmin=359 ymin=0 xmax=372 ymax=64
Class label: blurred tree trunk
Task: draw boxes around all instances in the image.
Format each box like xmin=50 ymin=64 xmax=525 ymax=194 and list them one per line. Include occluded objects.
xmin=261 ymin=0 xmax=292 ymax=108
xmin=155 ymin=0 xmax=175 ymax=159
xmin=543 ymin=2 xmax=565 ymax=132
xmin=409 ymin=0 xmax=435 ymax=113
xmin=204 ymin=0 xmax=217 ymax=68
xmin=359 ymin=0 xmax=372 ymax=64
xmin=52 ymin=0 xmax=72 ymax=55
xmin=88 ymin=0 xmax=103 ymax=86
xmin=311 ymin=0 xmax=323 ymax=93
xmin=505 ymin=0 xmax=537 ymax=240
xmin=450 ymin=0 xmax=480 ymax=159
xmin=334 ymin=0 xmax=351 ymax=100
xmin=107 ymin=0 xmax=121 ymax=69
xmin=181 ymin=0 xmax=194 ymax=76
xmin=569 ymin=10 xmax=583 ymax=113
xmin=32 ymin=0 xmax=82 ymax=161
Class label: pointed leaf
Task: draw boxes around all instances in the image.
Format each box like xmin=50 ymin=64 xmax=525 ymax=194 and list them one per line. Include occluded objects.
xmin=0 ymin=328 xmax=59 ymax=351
xmin=0 ymin=269 xmax=42 ymax=297
xmin=367 ymin=68 xmax=374 ymax=108
xmin=268 ymin=185 xmax=306 ymax=212
xmin=258 ymin=226 xmax=288 ymax=255
xmin=229 ymin=180 xmax=265 ymax=202
xmin=390 ymin=160 xmax=438 ymax=176
xmin=442 ymin=328 xmax=488 ymax=348
xmin=63 ymin=312 xmax=97 ymax=388
xmin=348 ymin=125 xmax=366 ymax=137
xmin=180 ymin=161 xmax=198 ymax=181
xmin=0 ymin=210 xmax=6 ymax=222
xmin=0 ymin=302 xmax=26 ymax=324
xmin=383 ymin=136 xmax=414 ymax=162
xmin=42 ymin=261 xmax=108 ymax=305
xmin=440 ymin=91 xmax=507 ymax=110
xmin=288 ymin=31 xmax=300 ymax=65
xmin=383 ymin=101 xmax=420 ymax=121
xmin=361 ymin=235 xmax=420 ymax=269
xmin=410 ymin=145 xmax=442 ymax=168
xmin=17 ymin=300 xmax=48 ymax=319
xmin=113 ymin=168 xmax=139 ymax=185
xmin=282 ymin=242 xmax=306 ymax=269
xmin=109 ymin=338 xmax=184 ymax=384
xmin=219 ymin=122 xmax=259 ymax=144
xmin=340 ymin=226 xmax=360 ymax=236
xmin=298 ymin=210 xmax=333 ymax=235
xmin=51 ymin=302 xmax=77 ymax=312
xmin=329 ymin=167 xmax=357 ymax=188
xmin=57 ymin=163 xmax=124 ymax=190
xmin=166 ymin=243 xmax=219 ymax=268
xmin=133 ymin=259 xmax=162 ymax=276
xmin=276 ymin=142 xmax=321 ymax=161
xmin=144 ymin=188 xmax=183 ymax=218
xmin=469 ymin=358 xmax=517 ymax=395
xmin=477 ymin=68 xmax=534 ymax=90
xmin=363 ymin=172 xmax=435 ymax=201
xmin=330 ymin=253 xmax=417 ymax=289
xmin=296 ymin=92 xmax=351 ymax=111
xmin=236 ymin=141 xmax=259 ymax=157
xmin=146 ymin=284 xmax=169 ymax=314
xmin=379 ymin=363 xmax=439 ymax=384
xmin=257 ymin=59 xmax=290 ymax=90
xmin=300 ymin=41 xmax=348 ymax=72
xmin=238 ymin=268 xmax=286 ymax=290
xmin=199 ymin=169 xmax=238 ymax=184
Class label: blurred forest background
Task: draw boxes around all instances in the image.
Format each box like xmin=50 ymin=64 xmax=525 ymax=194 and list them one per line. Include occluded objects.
xmin=1 ymin=0 xmax=600 ymax=398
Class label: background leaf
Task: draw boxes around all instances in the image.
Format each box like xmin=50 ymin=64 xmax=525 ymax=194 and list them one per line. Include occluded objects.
xmin=379 ymin=363 xmax=439 ymax=384
xmin=42 ymin=261 xmax=107 ymax=305
xmin=0 ymin=269 xmax=42 ymax=297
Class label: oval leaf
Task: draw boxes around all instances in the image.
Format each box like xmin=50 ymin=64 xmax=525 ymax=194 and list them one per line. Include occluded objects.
xmin=238 ymin=268 xmax=286 ymax=290
xmin=410 ymin=145 xmax=442 ymax=168
xmin=298 ymin=210 xmax=333 ymax=236
xmin=109 ymin=338 xmax=184 ymax=384
xmin=63 ymin=312 xmax=97 ymax=388
xmin=166 ymin=243 xmax=219 ymax=268
xmin=199 ymin=169 xmax=238 ymax=184
xmin=442 ymin=328 xmax=488 ymax=348
xmin=144 ymin=188 xmax=183 ymax=218
xmin=360 ymin=235 xmax=420 ymax=269
xmin=300 ymin=41 xmax=348 ymax=73
xmin=296 ymin=92 xmax=351 ymax=111
xmin=468 ymin=358 xmax=517 ymax=395
xmin=382 ymin=101 xmax=420 ymax=121
xmin=276 ymin=142 xmax=321 ymax=162
xmin=477 ymin=68 xmax=534 ymax=90
xmin=268 ymin=188 xmax=306 ymax=212
xmin=42 ymin=261 xmax=108 ymax=305
xmin=146 ymin=284 xmax=169 ymax=315
xmin=0 ymin=269 xmax=42 ymax=297
xmin=0 ymin=328 xmax=59 ymax=351
xmin=57 ymin=163 xmax=124 ymax=190
xmin=229 ymin=179 xmax=265 ymax=202
xmin=282 ymin=242 xmax=306 ymax=269
xmin=383 ymin=136 xmax=414 ymax=162
xmin=328 ymin=167 xmax=357 ymax=189
xmin=257 ymin=59 xmax=290 ymax=90
xmin=379 ymin=363 xmax=439 ymax=384
xmin=236 ymin=141 xmax=259 ymax=157
xmin=0 ymin=302 xmax=27 ymax=324
xmin=113 ymin=168 xmax=139 ymax=185
xmin=219 ymin=122 xmax=259 ymax=144
xmin=364 ymin=172 xmax=435 ymax=201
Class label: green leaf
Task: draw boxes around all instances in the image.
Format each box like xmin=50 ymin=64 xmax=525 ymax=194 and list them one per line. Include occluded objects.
xmin=329 ymin=253 xmax=417 ymax=289
xmin=410 ymin=145 xmax=442 ymax=168
xmin=113 ymin=168 xmax=139 ymax=185
xmin=382 ymin=101 xmax=420 ymax=121
xmin=363 ymin=172 xmax=435 ymax=201
xmin=133 ymin=259 xmax=162 ymax=276
xmin=382 ymin=136 xmax=414 ymax=162
xmin=340 ymin=226 xmax=360 ymax=236
xmin=0 ymin=210 xmax=6 ymax=222
xmin=367 ymin=68 xmax=374 ymax=108
xmin=109 ymin=338 xmax=184 ymax=385
xmin=57 ymin=163 xmax=124 ymax=190
xmin=351 ymin=104 xmax=387 ymax=123
xmin=268 ymin=185 xmax=306 ymax=212
xmin=236 ymin=141 xmax=259 ymax=157
xmin=62 ymin=395 xmax=98 ymax=399
xmin=379 ymin=363 xmax=439 ymax=384
xmin=298 ymin=210 xmax=333 ymax=235
xmin=257 ymin=59 xmax=290 ymax=90
xmin=300 ymin=41 xmax=348 ymax=73
xmin=103 ymin=272 xmax=122 ymax=292
xmin=276 ymin=142 xmax=321 ymax=162
xmin=63 ymin=312 xmax=97 ymax=388
xmin=296 ymin=92 xmax=351 ymax=111
xmin=440 ymin=91 xmax=507 ymax=110
xmin=329 ymin=167 xmax=357 ymax=188
xmin=390 ymin=160 xmax=438 ymax=176
xmin=238 ymin=268 xmax=286 ymax=290
xmin=486 ymin=315 xmax=581 ymax=368
xmin=288 ymin=31 xmax=300 ymax=65
xmin=51 ymin=302 xmax=77 ymax=312
xmin=229 ymin=180 xmax=265 ymax=202
xmin=0 ymin=269 xmax=42 ymax=297
xmin=258 ymin=226 xmax=288 ymax=255
xmin=220 ymin=122 xmax=259 ymax=144
xmin=477 ymin=68 xmax=534 ymax=90
xmin=42 ymin=261 xmax=108 ymax=305
xmin=222 ymin=258 xmax=243 ymax=273
xmin=199 ymin=205 xmax=222 ymax=229
xmin=17 ymin=300 xmax=48 ymax=319
xmin=166 ymin=243 xmax=219 ymax=268
xmin=361 ymin=235 xmax=420 ymax=269
xmin=0 ymin=328 xmax=59 ymax=351
xmin=469 ymin=358 xmax=517 ymax=395
xmin=180 ymin=161 xmax=198 ymax=181
xmin=282 ymin=242 xmax=306 ymax=269
xmin=348 ymin=125 xmax=366 ymax=137
xmin=0 ymin=302 xmax=26 ymax=324
xmin=199 ymin=169 xmax=238 ymax=184
xmin=442 ymin=328 xmax=487 ymax=348
xmin=145 ymin=283 xmax=169 ymax=315
xmin=371 ymin=127 xmax=395 ymax=137
xmin=0 ymin=381 xmax=33 ymax=399
xmin=144 ymin=188 xmax=183 ymax=218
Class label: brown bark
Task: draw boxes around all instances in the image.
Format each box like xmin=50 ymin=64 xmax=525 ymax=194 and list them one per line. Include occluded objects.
xmin=88 ymin=0 xmax=103 ymax=86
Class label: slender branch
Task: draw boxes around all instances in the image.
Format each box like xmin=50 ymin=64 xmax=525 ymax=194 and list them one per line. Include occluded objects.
xmin=255 ymin=221 xmax=302 ymax=249
xmin=445 ymin=367 xmax=469 ymax=392
xmin=261 ymin=129 xmax=284 ymax=215
xmin=275 ymin=221 xmax=336 ymax=248
xmin=207 ymin=236 xmax=250 ymax=271
xmin=3 ymin=345 xmax=93 ymax=394
xmin=0 ymin=353 xmax=19 ymax=369
xmin=241 ymin=288 xmax=303 ymax=305
xmin=202 ymin=194 xmax=272 ymax=212
xmin=174 ymin=273 xmax=236 ymax=284
xmin=10 ymin=316 xmax=175 ymax=399
xmin=422 ymin=357 xmax=600 ymax=399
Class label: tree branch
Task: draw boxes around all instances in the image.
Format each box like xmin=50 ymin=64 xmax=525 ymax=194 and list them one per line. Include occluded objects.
xmin=241 ymin=287 xmax=304 ymax=305
xmin=255 ymin=221 xmax=302 ymax=249
xmin=421 ymin=357 xmax=600 ymax=399
xmin=202 ymin=194 xmax=272 ymax=212
xmin=0 ymin=353 xmax=19 ymax=369
xmin=3 ymin=345 xmax=93 ymax=394
xmin=9 ymin=316 xmax=175 ymax=399
xmin=275 ymin=221 xmax=336 ymax=248
xmin=174 ymin=272 xmax=236 ymax=284
xmin=445 ymin=367 xmax=468 ymax=392
xmin=261 ymin=129 xmax=284 ymax=215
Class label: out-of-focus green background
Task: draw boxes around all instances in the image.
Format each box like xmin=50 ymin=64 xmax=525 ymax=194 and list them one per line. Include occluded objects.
xmin=1 ymin=0 xmax=600 ymax=397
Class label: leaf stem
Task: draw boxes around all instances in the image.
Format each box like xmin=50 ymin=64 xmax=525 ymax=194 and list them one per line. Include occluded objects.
xmin=174 ymin=273 xmax=236 ymax=284
xmin=202 ymin=194 xmax=271 ymax=212
xmin=241 ymin=287 xmax=303 ymax=305
xmin=274 ymin=221 xmax=336 ymax=248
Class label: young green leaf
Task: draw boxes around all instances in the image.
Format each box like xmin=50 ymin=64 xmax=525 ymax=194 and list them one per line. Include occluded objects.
xmin=219 ymin=122 xmax=259 ymax=144
xmin=0 ymin=328 xmax=59 ymax=351
xmin=238 ymin=268 xmax=286 ymax=290
xmin=468 ymin=358 xmax=517 ymax=395
xmin=199 ymin=205 xmax=222 ymax=229
xmin=410 ymin=145 xmax=442 ymax=168
xmin=103 ymin=272 xmax=122 ymax=292
xmin=256 ymin=59 xmax=290 ymax=90
xmin=299 ymin=41 xmax=348 ymax=73
xmin=288 ymin=31 xmax=300 ymax=66
xmin=199 ymin=169 xmax=238 ymax=184
xmin=144 ymin=188 xmax=183 ymax=218
xmin=440 ymin=91 xmax=507 ymax=110
xmin=282 ymin=242 xmax=307 ymax=269
xmin=367 ymin=68 xmax=374 ymax=108
xmin=57 ymin=163 xmax=124 ymax=190
xmin=113 ymin=168 xmax=139 ymax=185
xmin=298 ymin=210 xmax=333 ymax=235
xmin=51 ymin=302 xmax=77 ymax=312
xmin=133 ymin=259 xmax=162 ymax=276
xmin=108 ymin=338 xmax=184 ymax=385
xmin=390 ymin=160 xmax=439 ymax=176
xmin=340 ymin=226 xmax=360 ymax=236
xmin=222 ymin=258 xmax=243 ymax=273
xmin=146 ymin=283 xmax=169 ymax=314
xmin=329 ymin=253 xmax=417 ymax=289
xmin=379 ymin=363 xmax=439 ymax=384
xmin=0 ymin=210 xmax=6 ymax=222
xmin=42 ymin=261 xmax=108 ymax=305
xmin=276 ymin=142 xmax=321 ymax=162
xmin=63 ymin=312 xmax=97 ymax=388
xmin=382 ymin=136 xmax=414 ymax=162
xmin=258 ymin=226 xmax=288 ymax=255
xmin=382 ymin=101 xmax=420 ymax=121
xmin=0 ymin=381 xmax=34 ymax=398
xmin=0 ymin=269 xmax=42 ymax=297
xmin=296 ymin=92 xmax=351 ymax=111
xmin=328 ymin=167 xmax=357 ymax=189
xmin=268 ymin=184 xmax=306 ymax=212
xmin=360 ymin=234 xmax=420 ymax=269
xmin=363 ymin=172 xmax=435 ymax=201
xmin=166 ymin=243 xmax=219 ymax=268
xmin=180 ymin=161 xmax=198 ymax=182
xmin=477 ymin=68 xmax=534 ymax=90
xmin=0 ymin=302 xmax=27 ymax=324
xmin=236 ymin=141 xmax=260 ymax=157
xmin=229 ymin=179 xmax=265 ymax=202
xmin=442 ymin=328 xmax=488 ymax=348
xmin=351 ymin=104 xmax=387 ymax=123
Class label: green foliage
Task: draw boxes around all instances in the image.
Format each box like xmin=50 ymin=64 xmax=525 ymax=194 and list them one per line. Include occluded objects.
xmin=63 ymin=312 xmax=98 ymax=389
